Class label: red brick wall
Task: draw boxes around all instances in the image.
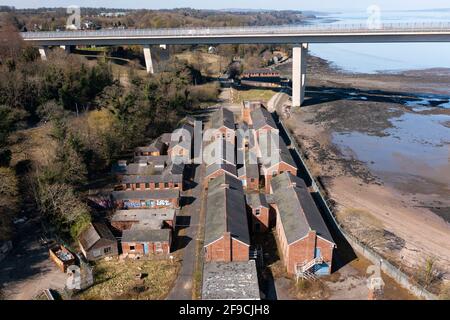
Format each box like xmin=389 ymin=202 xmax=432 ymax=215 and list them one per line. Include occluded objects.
xmin=121 ymin=241 xmax=171 ymax=255
xmin=275 ymin=205 xmax=333 ymax=275
xmin=204 ymin=237 xmax=226 ymax=262
xmin=286 ymin=231 xmax=316 ymax=274
xmin=231 ymin=238 xmax=249 ymax=261
xmin=206 ymin=169 xmax=235 ymax=182
xmin=122 ymin=182 xmax=182 ymax=192
xmin=204 ymin=233 xmax=249 ymax=262
xmin=242 ymin=108 xmax=252 ymax=125
xmin=251 ymin=207 xmax=270 ymax=232
xmin=246 ymin=177 xmax=259 ymax=191
xmin=211 ymin=127 xmax=235 ymax=144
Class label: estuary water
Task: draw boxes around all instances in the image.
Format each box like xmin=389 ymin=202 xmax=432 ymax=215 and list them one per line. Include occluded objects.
xmin=307 ymin=10 xmax=450 ymax=205
xmin=309 ymin=10 xmax=450 ymax=73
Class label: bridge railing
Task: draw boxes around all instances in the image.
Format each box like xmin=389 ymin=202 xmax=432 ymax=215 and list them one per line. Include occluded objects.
xmin=21 ymin=22 xmax=450 ymax=39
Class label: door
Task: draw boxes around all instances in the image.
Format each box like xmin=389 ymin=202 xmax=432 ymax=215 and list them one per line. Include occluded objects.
xmin=143 ymin=243 xmax=149 ymax=255
xmin=314 ymin=247 xmax=321 ymax=258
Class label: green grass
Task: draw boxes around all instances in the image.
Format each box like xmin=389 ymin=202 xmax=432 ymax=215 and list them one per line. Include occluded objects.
xmin=231 ymin=88 xmax=277 ymax=104
xmin=76 ymin=258 xmax=180 ymax=300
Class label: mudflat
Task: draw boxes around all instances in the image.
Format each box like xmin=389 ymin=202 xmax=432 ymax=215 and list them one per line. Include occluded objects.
xmin=277 ymin=56 xmax=450 ymax=287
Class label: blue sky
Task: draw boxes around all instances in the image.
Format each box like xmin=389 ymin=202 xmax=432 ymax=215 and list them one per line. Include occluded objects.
xmin=2 ymin=0 xmax=450 ymax=11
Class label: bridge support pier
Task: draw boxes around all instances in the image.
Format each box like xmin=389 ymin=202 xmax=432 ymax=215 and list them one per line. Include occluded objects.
xmin=60 ymin=45 xmax=74 ymax=53
xmin=38 ymin=46 xmax=48 ymax=61
xmin=143 ymin=45 xmax=154 ymax=74
xmin=292 ymin=43 xmax=308 ymax=107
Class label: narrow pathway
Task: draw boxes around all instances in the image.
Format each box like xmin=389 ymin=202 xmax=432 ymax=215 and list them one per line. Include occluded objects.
xmin=167 ymin=164 xmax=204 ymax=300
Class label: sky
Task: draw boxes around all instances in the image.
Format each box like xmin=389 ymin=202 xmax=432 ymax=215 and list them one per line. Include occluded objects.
xmin=2 ymin=0 xmax=450 ymax=11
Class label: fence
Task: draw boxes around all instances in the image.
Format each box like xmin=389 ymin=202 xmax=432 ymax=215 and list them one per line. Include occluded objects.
xmin=276 ymin=115 xmax=438 ymax=300
xmin=21 ymin=22 xmax=450 ymax=40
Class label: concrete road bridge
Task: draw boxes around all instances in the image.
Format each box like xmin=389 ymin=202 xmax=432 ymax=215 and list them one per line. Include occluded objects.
xmin=21 ymin=23 xmax=450 ymax=106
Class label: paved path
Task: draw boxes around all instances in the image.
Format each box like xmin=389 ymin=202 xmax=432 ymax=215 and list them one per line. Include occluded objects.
xmin=167 ymin=164 xmax=204 ymax=300
xmin=0 ymin=220 xmax=67 ymax=300
xmin=267 ymin=89 xmax=289 ymax=113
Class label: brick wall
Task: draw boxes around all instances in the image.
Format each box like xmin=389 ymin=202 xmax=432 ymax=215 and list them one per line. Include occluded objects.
xmin=122 ymin=241 xmax=171 ymax=255
xmin=122 ymin=181 xmax=181 ymax=191
xmin=204 ymin=233 xmax=249 ymax=262
xmin=250 ymin=206 xmax=270 ymax=232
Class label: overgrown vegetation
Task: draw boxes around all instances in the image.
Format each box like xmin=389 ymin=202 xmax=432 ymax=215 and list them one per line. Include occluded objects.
xmin=8 ymin=7 xmax=314 ymax=31
xmin=76 ymin=258 xmax=180 ymax=300
xmin=414 ymin=256 xmax=442 ymax=291
xmin=0 ymin=12 xmax=218 ymax=244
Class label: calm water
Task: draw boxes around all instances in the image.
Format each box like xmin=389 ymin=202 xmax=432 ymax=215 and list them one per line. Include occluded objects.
xmin=309 ymin=10 xmax=450 ymax=194
xmin=332 ymin=113 xmax=450 ymax=188
xmin=309 ymin=10 xmax=450 ymax=73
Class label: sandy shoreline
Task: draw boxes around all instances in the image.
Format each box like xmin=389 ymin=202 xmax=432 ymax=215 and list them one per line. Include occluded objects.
xmin=277 ymin=55 xmax=450 ymax=289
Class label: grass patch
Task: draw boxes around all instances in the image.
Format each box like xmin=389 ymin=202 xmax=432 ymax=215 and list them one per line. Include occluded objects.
xmin=76 ymin=258 xmax=180 ymax=300
xmin=231 ymin=88 xmax=277 ymax=104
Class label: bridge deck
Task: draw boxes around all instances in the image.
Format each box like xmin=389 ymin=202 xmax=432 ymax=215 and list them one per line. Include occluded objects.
xmin=21 ymin=23 xmax=450 ymax=45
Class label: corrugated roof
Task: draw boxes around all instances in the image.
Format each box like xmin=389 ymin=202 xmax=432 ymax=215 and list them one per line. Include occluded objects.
xmin=204 ymin=174 xmax=250 ymax=246
xmin=271 ymin=172 xmax=334 ymax=244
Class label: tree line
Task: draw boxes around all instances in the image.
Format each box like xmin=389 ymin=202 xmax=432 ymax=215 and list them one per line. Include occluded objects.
xmin=0 ymin=13 xmax=216 ymax=243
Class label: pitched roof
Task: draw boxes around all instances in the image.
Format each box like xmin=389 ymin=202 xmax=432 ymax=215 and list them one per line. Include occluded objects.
xmin=79 ymin=222 xmax=116 ymax=251
xmin=246 ymin=193 xmax=268 ymax=209
xmin=122 ymin=224 xmax=171 ymax=242
xmin=271 ymin=172 xmax=334 ymax=244
xmin=259 ymin=134 xmax=296 ymax=170
xmin=250 ymin=106 xmax=278 ymax=131
xmin=134 ymin=137 xmax=166 ymax=154
xmin=237 ymin=149 xmax=259 ymax=179
xmin=210 ymin=107 xmax=235 ymax=130
xmin=204 ymin=174 xmax=250 ymax=246
xmin=206 ymin=163 xmax=237 ymax=178
xmin=169 ymin=123 xmax=194 ymax=151
xmin=204 ymin=138 xmax=236 ymax=165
